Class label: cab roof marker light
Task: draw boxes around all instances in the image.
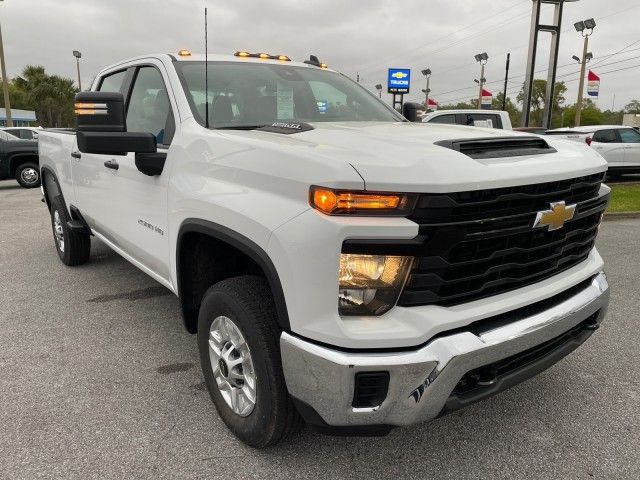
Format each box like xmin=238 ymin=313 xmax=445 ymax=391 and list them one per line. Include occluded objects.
xmin=178 ymin=49 xmax=192 ymax=57
xmin=235 ymin=51 xmax=251 ymax=57
xmin=277 ymin=55 xmax=291 ymax=61
xmin=258 ymin=53 xmax=270 ymax=59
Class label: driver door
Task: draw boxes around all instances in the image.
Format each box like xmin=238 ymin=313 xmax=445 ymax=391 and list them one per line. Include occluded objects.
xmin=75 ymin=62 xmax=176 ymax=282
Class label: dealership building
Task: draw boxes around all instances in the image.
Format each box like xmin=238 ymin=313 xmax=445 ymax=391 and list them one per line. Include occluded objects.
xmin=0 ymin=108 xmax=37 ymax=127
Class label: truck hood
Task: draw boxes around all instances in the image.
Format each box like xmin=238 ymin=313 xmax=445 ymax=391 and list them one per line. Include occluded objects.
xmin=236 ymin=122 xmax=608 ymax=193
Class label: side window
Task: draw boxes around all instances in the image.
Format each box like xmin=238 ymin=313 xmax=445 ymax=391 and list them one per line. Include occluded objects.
xmin=619 ymin=128 xmax=640 ymax=143
xmin=126 ymin=67 xmax=175 ymax=145
xmin=592 ymin=130 xmax=617 ymax=143
xmin=463 ymin=114 xmax=501 ymax=129
xmin=98 ymin=70 xmax=127 ymax=93
xmin=428 ymin=114 xmax=456 ymax=125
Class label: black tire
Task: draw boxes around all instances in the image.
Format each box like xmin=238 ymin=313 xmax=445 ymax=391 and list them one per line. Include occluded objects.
xmin=50 ymin=195 xmax=91 ymax=266
xmin=15 ymin=163 xmax=41 ymax=188
xmin=197 ymin=275 xmax=302 ymax=448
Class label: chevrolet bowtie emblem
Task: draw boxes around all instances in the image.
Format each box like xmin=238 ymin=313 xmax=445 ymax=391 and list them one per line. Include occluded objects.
xmin=533 ymin=201 xmax=576 ymax=231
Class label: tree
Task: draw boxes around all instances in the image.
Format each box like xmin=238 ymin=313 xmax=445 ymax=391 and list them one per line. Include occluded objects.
xmin=492 ymin=92 xmax=521 ymax=126
xmin=2 ymin=65 xmax=78 ymax=127
xmin=561 ymin=99 xmax=605 ymax=127
xmin=624 ymin=99 xmax=640 ymax=114
xmin=516 ymin=79 xmax=567 ymax=127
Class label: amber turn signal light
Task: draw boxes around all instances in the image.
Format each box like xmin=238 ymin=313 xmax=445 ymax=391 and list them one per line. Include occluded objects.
xmin=310 ymin=187 xmax=414 ymax=216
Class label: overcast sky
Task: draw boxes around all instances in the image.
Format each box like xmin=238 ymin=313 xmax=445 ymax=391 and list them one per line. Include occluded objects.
xmin=2 ymin=0 xmax=639 ymax=112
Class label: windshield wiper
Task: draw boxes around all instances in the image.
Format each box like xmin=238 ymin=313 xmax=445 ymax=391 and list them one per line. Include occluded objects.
xmin=213 ymin=124 xmax=267 ymax=130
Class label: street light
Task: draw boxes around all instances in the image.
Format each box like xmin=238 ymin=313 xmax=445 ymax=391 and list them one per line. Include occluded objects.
xmin=0 ymin=0 xmax=12 ymax=127
xmin=73 ymin=50 xmax=82 ymax=91
xmin=374 ymin=83 xmax=382 ymax=99
xmin=474 ymin=52 xmax=488 ymax=110
xmin=421 ymin=68 xmax=431 ymax=109
xmin=574 ymin=17 xmax=596 ymax=126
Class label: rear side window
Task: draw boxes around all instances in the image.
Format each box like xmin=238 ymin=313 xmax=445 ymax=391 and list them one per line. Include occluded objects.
xmin=619 ymin=128 xmax=640 ymax=143
xmin=428 ymin=114 xmax=456 ymax=125
xmin=592 ymin=129 xmax=618 ymax=143
xmin=461 ymin=113 xmax=502 ymax=129
xmin=98 ymin=70 xmax=127 ymax=93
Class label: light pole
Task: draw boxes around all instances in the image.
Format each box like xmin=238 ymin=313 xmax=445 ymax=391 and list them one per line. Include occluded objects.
xmin=474 ymin=53 xmax=488 ymax=110
xmin=375 ymin=83 xmax=382 ymax=99
xmin=73 ymin=50 xmax=82 ymax=91
xmin=0 ymin=0 xmax=12 ymax=127
xmin=574 ymin=18 xmax=596 ymax=127
xmin=421 ymin=68 xmax=431 ymax=110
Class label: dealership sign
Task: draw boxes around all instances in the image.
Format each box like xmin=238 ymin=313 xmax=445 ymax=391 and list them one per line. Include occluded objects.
xmin=387 ymin=68 xmax=411 ymax=94
xmin=587 ymin=70 xmax=600 ymax=98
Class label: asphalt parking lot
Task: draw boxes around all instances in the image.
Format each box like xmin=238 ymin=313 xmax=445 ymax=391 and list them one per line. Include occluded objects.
xmin=1 ymin=179 xmax=638 ymax=480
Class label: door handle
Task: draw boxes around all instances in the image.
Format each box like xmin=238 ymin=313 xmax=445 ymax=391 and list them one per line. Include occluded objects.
xmin=103 ymin=159 xmax=119 ymax=170
xmin=71 ymin=151 xmax=81 ymax=159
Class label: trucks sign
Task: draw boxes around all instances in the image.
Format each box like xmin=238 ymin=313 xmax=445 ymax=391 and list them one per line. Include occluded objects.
xmin=387 ymin=68 xmax=411 ymax=94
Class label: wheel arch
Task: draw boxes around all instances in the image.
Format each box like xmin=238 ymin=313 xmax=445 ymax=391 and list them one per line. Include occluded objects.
xmin=177 ymin=219 xmax=291 ymax=334
xmin=40 ymin=165 xmax=63 ymax=211
xmin=8 ymin=153 xmax=40 ymax=177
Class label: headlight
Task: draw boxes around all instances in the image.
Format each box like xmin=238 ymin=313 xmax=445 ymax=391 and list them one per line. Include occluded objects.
xmin=338 ymin=254 xmax=413 ymax=316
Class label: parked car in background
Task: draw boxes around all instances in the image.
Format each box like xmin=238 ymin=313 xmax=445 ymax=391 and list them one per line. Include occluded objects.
xmin=547 ymin=126 xmax=640 ymax=178
xmin=422 ymin=109 xmax=513 ymax=130
xmin=513 ymin=126 xmax=548 ymax=135
xmin=0 ymin=130 xmax=40 ymax=188
xmin=1 ymin=127 xmax=41 ymax=140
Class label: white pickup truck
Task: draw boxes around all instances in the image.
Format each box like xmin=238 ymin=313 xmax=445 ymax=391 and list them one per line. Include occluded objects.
xmin=39 ymin=51 xmax=610 ymax=448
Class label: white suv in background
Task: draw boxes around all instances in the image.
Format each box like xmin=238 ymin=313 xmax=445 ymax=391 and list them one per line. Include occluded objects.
xmin=547 ymin=126 xmax=640 ymax=178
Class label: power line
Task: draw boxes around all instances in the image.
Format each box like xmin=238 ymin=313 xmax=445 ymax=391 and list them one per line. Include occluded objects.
xmin=590 ymin=39 xmax=640 ymax=68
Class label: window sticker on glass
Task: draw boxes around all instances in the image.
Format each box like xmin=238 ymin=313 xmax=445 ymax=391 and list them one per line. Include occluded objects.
xmin=317 ymin=100 xmax=328 ymax=114
xmin=277 ymin=84 xmax=295 ymax=120
xmin=474 ymin=119 xmax=493 ymax=128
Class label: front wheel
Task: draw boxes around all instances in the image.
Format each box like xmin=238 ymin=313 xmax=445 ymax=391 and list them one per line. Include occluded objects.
xmin=197 ymin=276 xmax=301 ymax=448
xmin=15 ymin=163 xmax=41 ymax=188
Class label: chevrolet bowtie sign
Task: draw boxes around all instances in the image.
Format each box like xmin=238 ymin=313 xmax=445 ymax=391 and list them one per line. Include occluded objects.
xmin=533 ymin=201 xmax=576 ymax=231
xmin=387 ymin=68 xmax=411 ymax=94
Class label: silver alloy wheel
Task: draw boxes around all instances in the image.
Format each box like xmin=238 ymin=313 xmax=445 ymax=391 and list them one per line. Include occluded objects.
xmin=208 ymin=315 xmax=256 ymax=416
xmin=20 ymin=167 xmax=39 ymax=185
xmin=53 ymin=210 xmax=65 ymax=253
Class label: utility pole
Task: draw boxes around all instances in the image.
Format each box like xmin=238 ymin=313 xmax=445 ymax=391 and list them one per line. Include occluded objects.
xmin=375 ymin=83 xmax=382 ymax=99
xmin=573 ymin=18 xmax=595 ymax=126
xmin=0 ymin=3 xmax=13 ymax=128
xmin=73 ymin=50 xmax=82 ymax=91
xmin=502 ymin=53 xmax=510 ymax=111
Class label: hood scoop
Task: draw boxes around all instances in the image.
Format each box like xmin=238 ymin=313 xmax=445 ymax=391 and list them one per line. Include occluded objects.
xmin=435 ymin=136 xmax=556 ymax=160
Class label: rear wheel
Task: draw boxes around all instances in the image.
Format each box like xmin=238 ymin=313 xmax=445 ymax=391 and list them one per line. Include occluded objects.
xmin=50 ymin=196 xmax=91 ymax=266
xmin=197 ymin=276 xmax=301 ymax=448
xmin=15 ymin=163 xmax=41 ymax=188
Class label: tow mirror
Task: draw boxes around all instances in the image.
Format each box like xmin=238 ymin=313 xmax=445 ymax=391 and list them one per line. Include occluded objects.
xmin=75 ymin=91 xmax=157 ymax=155
xmin=402 ymin=102 xmax=423 ymax=122
xmin=75 ymin=91 xmax=126 ymax=132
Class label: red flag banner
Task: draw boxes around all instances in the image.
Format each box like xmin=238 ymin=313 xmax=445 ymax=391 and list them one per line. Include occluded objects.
xmin=587 ymin=70 xmax=600 ymax=98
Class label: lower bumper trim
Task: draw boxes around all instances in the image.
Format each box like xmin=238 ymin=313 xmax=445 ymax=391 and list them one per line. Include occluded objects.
xmin=281 ymin=272 xmax=609 ymax=428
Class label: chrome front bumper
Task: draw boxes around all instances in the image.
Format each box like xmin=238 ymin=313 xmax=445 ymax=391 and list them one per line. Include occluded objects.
xmin=281 ymin=272 xmax=609 ymax=428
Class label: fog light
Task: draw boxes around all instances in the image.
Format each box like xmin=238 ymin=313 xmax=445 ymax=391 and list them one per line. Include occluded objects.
xmin=338 ymin=254 xmax=413 ymax=316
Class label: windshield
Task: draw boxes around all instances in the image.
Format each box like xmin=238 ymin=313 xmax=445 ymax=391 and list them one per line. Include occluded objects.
xmin=175 ymin=61 xmax=404 ymax=128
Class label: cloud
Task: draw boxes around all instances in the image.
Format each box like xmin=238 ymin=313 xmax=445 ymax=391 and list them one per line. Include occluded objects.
xmin=2 ymin=0 xmax=638 ymax=110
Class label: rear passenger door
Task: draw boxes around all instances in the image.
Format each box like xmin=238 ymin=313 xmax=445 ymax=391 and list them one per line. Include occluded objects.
xmin=591 ymin=129 xmax=625 ymax=167
xmin=618 ymin=128 xmax=640 ymax=167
